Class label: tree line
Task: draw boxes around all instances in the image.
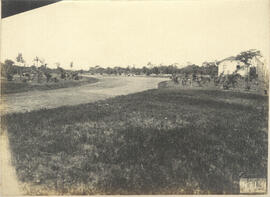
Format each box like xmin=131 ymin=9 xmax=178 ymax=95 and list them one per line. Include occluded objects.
xmin=88 ymin=62 xmax=218 ymax=77
xmin=1 ymin=53 xmax=79 ymax=82
xmin=2 ymin=49 xmax=261 ymax=82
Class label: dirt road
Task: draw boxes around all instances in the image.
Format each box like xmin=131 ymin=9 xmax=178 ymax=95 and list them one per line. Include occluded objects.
xmin=1 ymin=76 xmax=167 ymax=115
xmin=0 ymin=76 xmax=167 ymax=195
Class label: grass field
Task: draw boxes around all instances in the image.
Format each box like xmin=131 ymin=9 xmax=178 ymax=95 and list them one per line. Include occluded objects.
xmin=2 ymin=88 xmax=268 ymax=194
xmin=1 ymin=77 xmax=98 ymax=94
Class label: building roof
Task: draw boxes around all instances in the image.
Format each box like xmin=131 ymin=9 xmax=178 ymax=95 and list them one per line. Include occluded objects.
xmin=217 ymin=56 xmax=237 ymax=64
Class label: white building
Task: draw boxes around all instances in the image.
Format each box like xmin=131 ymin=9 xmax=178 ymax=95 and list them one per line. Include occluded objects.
xmin=217 ymin=55 xmax=269 ymax=92
xmin=218 ymin=56 xmax=268 ymax=79
xmin=249 ymin=56 xmax=268 ymax=81
xmin=217 ymin=57 xmax=247 ymax=76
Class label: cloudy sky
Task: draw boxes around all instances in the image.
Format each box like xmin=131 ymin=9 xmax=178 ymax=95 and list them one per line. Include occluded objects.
xmin=1 ymin=0 xmax=269 ymax=69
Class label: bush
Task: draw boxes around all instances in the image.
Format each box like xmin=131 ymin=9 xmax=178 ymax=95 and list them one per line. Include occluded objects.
xmin=45 ymin=72 xmax=52 ymax=82
xmin=172 ymin=75 xmax=179 ymax=84
xmin=7 ymin=74 xmax=13 ymax=81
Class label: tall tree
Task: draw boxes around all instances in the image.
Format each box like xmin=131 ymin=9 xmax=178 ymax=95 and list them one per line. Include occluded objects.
xmin=70 ymin=62 xmax=73 ymax=69
xmin=235 ymin=49 xmax=261 ymax=90
xmin=16 ymin=53 xmax=25 ymax=65
xmin=4 ymin=59 xmax=14 ymax=67
xmin=235 ymin=49 xmax=261 ymax=66
xmin=33 ymin=56 xmax=40 ymax=67
xmin=147 ymin=61 xmax=153 ymax=68
xmin=2 ymin=59 xmax=15 ymax=80
xmin=16 ymin=53 xmax=25 ymax=79
xmin=152 ymin=66 xmax=160 ymax=75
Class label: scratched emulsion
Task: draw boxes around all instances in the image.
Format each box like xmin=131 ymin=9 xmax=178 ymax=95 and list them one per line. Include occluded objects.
xmin=0 ymin=132 xmax=21 ymax=195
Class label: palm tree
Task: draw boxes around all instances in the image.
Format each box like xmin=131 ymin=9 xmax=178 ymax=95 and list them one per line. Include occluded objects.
xmin=16 ymin=53 xmax=25 ymax=80
xmin=16 ymin=53 xmax=25 ymax=66
xmin=34 ymin=57 xmax=46 ymax=83
xmin=147 ymin=61 xmax=153 ymax=68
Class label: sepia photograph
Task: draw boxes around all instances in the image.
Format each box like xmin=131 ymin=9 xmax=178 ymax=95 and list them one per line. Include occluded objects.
xmin=0 ymin=0 xmax=269 ymax=195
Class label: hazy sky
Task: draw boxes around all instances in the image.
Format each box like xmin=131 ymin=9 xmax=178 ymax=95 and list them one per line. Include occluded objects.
xmin=1 ymin=0 xmax=269 ymax=69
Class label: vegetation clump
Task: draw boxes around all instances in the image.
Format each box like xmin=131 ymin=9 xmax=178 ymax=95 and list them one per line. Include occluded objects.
xmin=1 ymin=54 xmax=98 ymax=94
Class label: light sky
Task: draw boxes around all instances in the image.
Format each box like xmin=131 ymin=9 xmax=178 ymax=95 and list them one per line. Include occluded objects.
xmin=1 ymin=0 xmax=269 ymax=69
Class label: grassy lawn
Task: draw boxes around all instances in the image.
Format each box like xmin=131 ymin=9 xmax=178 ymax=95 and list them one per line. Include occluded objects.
xmin=1 ymin=89 xmax=268 ymax=194
xmin=1 ymin=77 xmax=98 ymax=94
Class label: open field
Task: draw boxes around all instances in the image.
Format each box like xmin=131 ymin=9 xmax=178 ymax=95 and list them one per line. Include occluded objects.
xmin=1 ymin=76 xmax=98 ymax=95
xmin=1 ymin=88 xmax=268 ymax=194
xmin=1 ymin=76 xmax=167 ymax=114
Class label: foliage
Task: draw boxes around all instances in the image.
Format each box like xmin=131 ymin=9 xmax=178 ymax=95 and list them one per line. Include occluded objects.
xmin=33 ymin=56 xmax=40 ymax=67
xmin=71 ymin=72 xmax=79 ymax=80
xmin=87 ymin=63 xmax=218 ymax=77
xmin=202 ymin=62 xmax=218 ymax=78
xmin=235 ymin=49 xmax=261 ymax=66
xmin=1 ymin=77 xmax=98 ymax=94
xmin=249 ymin=67 xmax=257 ymax=80
xmin=4 ymin=59 xmax=15 ymax=67
xmin=179 ymin=63 xmax=218 ymax=77
xmin=44 ymin=72 xmax=52 ymax=82
xmin=223 ymin=74 xmax=241 ymax=89
xmin=1 ymin=59 xmax=15 ymax=80
xmin=89 ymin=49 xmax=256 ymax=77
xmin=56 ymin=66 xmax=66 ymax=79
xmin=16 ymin=53 xmax=25 ymax=64
xmin=172 ymin=74 xmax=179 ymax=84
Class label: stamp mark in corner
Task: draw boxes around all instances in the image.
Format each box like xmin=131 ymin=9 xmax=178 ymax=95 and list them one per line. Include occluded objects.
xmin=239 ymin=178 xmax=267 ymax=194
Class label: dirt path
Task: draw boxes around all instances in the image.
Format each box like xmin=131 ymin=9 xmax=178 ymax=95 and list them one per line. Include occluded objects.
xmin=1 ymin=76 xmax=167 ymax=115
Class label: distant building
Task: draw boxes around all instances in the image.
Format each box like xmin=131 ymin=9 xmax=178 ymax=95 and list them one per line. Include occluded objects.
xmin=217 ymin=57 xmax=247 ymax=76
xmin=249 ymin=56 xmax=268 ymax=82
xmin=218 ymin=56 xmax=268 ymax=80
xmin=249 ymin=56 xmax=269 ymax=92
